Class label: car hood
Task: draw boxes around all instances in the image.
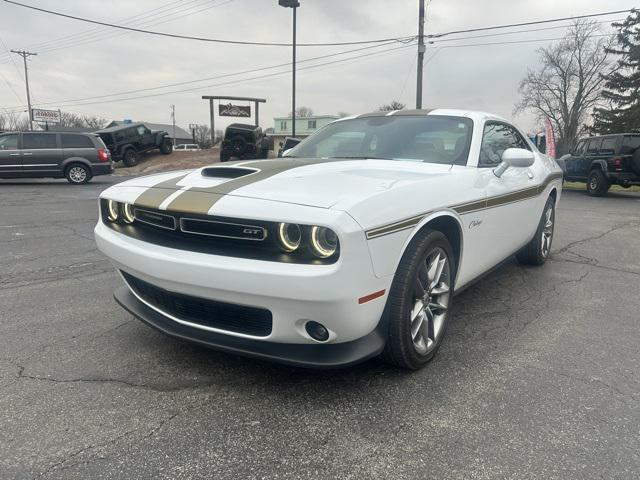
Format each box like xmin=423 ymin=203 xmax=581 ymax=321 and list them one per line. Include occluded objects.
xmin=113 ymin=158 xmax=454 ymax=214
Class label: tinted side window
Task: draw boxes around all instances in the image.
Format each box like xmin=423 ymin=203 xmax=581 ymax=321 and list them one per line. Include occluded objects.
xmin=61 ymin=134 xmax=94 ymax=148
xmin=586 ymin=138 xmax=601 ymax=154
xmin=479 ymin=122 xmax=529 ymax=167
xmin=621 ymin=135 xmax=640 ymax=154
xmin=23 ymin=134 xmax=57 ymax=149
xmin=599 ymin=138 xmax=617 ymax=155
xmin=0 ymin=134 xmax=19 ymax=150
xmin=574 ymin=140 xmax=586 ymax=155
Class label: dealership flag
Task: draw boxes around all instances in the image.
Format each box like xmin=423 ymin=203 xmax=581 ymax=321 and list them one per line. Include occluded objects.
xmin=544 ymin=117 xmax=556 ymax=159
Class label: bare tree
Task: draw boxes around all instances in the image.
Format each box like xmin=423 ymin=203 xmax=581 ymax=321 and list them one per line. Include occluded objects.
xmin=289 ymin=106 xmax=314 ymax=117
xmin=378 ymin=100 xmax=406 ymax=111
xmin=514 ymin=20 xmax=611 ymax=155
xmin=337 ymin=111 xmax=351 ymax=118
xmin=1 ymin=110 xmax=29 ymax=131
xmin=58 ymin=111 xmax=108 ymax=130
xmin=193 ymin=124 xmax=212 ymax=148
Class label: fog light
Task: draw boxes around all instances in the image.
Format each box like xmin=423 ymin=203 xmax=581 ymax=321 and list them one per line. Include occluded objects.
xmin=305 ymin=321 xmax=329 ymax=342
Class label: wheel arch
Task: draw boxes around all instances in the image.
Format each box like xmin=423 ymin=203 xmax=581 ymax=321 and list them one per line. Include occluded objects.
xmin=400 ymin=211 xmax=463 ymax=283
xmin=589 ymin=159 xmax=609 ymax=176
xmin=61 ymin=157 xmax=92 ymax=172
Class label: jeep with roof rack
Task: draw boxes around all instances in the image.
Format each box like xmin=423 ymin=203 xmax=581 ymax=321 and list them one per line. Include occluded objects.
xmin=95 ymin=123 xmax=173 ymax=167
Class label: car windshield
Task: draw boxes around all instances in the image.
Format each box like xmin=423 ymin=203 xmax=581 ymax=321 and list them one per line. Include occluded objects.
xmin=288 ymin=115 xmax=473 ymax=165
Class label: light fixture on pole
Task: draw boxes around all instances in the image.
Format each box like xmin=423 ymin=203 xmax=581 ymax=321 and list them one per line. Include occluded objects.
xmin=278 ymin=0 xmax=300 ymax=138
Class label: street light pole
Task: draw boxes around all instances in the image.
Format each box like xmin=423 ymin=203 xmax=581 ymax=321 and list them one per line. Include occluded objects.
xmin=416 ymin=0 xmax=426 ymax=109
xmin=11 ymin=49 xmax=37 ymax=130
xmin=292 ymin=4 xmax=297 ymax=138
xmin=279 ymin=0 xmax=300 ymax=138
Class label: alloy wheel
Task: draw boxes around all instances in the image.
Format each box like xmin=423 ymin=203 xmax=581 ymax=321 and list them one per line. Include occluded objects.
xmin=410 ymin=247 xmax=451 ymax=355
xmin=69 ymin=166 xmax=87 ymax=183
xmin=541 ymin=205 xmax=554 ymax=258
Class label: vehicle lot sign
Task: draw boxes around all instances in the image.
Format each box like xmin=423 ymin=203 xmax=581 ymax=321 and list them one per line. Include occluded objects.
xmin=32 ymin=108 xmax=61 ymax=124
xmin=219 ymin=103 xmax=251 ymax=117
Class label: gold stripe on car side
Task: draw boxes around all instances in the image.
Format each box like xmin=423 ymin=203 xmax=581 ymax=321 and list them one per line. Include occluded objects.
xmin=365 ymin=172 xmax=563 ymax=239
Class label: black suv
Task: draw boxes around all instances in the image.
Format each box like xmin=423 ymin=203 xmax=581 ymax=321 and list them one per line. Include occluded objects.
xmin=219 ymin=123 xmax=270 ymax=162
xmin=561 ymin=133 xmax=640 ymax=196
xmin=95 ymin=123 xmax=172 ymax=167
xmin=0 ymin=131 xmax=112 ymax=184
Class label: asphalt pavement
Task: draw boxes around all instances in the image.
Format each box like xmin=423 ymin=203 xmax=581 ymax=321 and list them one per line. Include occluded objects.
xmin=1 ymin=176 xmax=639 ymax=479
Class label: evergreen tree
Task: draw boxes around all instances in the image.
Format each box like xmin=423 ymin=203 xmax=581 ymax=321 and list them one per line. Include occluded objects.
xmin=592 ymin=10 xmax=640 ymax=134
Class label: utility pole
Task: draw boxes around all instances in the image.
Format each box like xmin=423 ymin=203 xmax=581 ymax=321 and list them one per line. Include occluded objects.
xmin=170 ymin=104 xmax=176 ymax=146
xmin=11 ymin=50 xmax=37 ymax=130
xmin=416 ymin=0 xmax=425 ymax=109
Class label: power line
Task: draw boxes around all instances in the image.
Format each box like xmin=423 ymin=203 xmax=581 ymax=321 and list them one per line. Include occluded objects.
xmin=8 ymin=40 xmax=407 ymax=108
xmin=1 ymin=0 xmax=416 ymax=47
xmin=427 ymin=8 xmax=634 ymax=38
xmin=38 ymin=43 xmax=417 ymax=109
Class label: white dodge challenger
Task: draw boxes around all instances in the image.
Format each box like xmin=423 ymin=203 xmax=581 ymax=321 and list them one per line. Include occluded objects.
xmin=95 ymin=109 xmax=562 ymax=369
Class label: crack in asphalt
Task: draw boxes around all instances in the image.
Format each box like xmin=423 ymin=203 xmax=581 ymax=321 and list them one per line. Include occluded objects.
xmin=34 ymin=411 xmax=182 ymax=479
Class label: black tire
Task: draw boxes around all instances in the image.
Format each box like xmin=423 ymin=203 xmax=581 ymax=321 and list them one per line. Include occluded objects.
xmin=159 ymin=140 xmax=172 ymax=155
xmin=586 ymin=169 xmax=610 ymax=196
xmin=122 ymin=149 xmax=138 ymax=167
xmin=219 ymin=152 xmax=230 ymax=162
xmin=260 ymin=148 xmax=269 ymax=159
xmin=65 ymin=163 xmax=92 ymax=185
xmin=382 ymin=230 xmax=456 ymax=370
xmin=516 ymin=196 xmax=555 ymax=266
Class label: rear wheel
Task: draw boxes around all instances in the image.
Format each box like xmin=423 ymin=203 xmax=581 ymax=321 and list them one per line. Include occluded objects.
xmin=382 ymin=230 xmax=455 ymax=370
xmin=219 ymin=152 xmax=230 ymax=162
xmin=586 ymin=169 xmax=609 ymax=196
xmin=122 ymin=148 xmax=138 ymax=167
xmin=516 ymin=196 xmax=555 ymax=266
xmin=65 ymin=163 xmax=91 ymax=184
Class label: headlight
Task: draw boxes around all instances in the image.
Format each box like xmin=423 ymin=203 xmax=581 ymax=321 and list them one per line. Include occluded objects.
xmin=277 ymin=222 xmax=301 ymax=252
xmin=106 ymin=200 xmax=119 ymax=222
xmin=310 ymin=226 xmax=338 ymax=258
xmin=122 ymin=203 xmax=135 ymax=224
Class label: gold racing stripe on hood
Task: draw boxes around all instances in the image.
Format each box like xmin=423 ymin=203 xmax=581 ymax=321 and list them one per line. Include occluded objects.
xmin=133 ymin=173 xmax=191 ymax=210
xmin=164 ymin=158 xmax=344 ymax=215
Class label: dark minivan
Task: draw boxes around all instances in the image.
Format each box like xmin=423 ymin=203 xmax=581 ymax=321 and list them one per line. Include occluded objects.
xmin=0 ymin=131 xmax=112 ymax=184
xmin=562 ymin=133 xmax=640 ymax=196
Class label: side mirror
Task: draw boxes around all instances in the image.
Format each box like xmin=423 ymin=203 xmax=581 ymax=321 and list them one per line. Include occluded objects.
xmin=494 ymin=148 xmax=535 ymax=177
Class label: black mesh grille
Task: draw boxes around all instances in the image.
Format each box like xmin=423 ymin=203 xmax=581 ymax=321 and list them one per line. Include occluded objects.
xmin=122 ymin=271 xmax=272 ymax=337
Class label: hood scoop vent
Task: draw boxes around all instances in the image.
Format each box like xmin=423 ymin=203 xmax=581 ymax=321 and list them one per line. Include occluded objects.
xmin=201 ymin=167 xmax=259 ymax=179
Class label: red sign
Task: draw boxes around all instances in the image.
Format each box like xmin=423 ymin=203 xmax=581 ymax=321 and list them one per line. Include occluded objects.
xmin=544 ymin=117 xmax=556 ymax=159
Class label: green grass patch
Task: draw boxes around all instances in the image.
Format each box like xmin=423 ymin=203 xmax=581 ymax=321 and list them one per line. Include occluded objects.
xmin=563 ymin=181 xmax=640 ymax=193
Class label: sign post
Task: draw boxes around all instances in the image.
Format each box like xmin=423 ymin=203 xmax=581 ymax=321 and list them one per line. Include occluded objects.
xmin=189 ymin=123 xmax=198 ymax=144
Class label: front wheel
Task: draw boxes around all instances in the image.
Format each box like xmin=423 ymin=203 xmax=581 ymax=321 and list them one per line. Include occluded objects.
xmin=382 ymin=230 xmax=455 ymax=370
xmin=586 ymin=169 xmax=609 ymax=196
xmin=516 ymin=196 xmax=555 ymax=266
xmin=122 ymin=149 xmax=138 ymax=167
xmin=160 ymin=140 xmax=172 ymax=154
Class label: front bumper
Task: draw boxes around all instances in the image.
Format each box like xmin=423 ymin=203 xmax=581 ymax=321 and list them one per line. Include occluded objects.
xmin=115 ymin=286 xmax=385 ymax=368
xmin=95 ymin=215 xmax=391 ymax=364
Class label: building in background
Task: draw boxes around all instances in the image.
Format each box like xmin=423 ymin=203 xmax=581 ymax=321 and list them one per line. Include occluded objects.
xmin=268 ymin=115 xmax=338 ymax=149
xmin=106 ymin=120 xmax=192 ymax=145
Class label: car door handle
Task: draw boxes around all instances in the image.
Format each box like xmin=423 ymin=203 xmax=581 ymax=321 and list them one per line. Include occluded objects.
xmin=23 ymin=152 xmax=33 ymax=156
xmin=9 ymin=153 xmax=20 ymax=156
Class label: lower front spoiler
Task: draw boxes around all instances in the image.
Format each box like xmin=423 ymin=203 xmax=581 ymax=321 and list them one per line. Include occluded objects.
xmin=114 ymin=286 xmax=386 ymax=369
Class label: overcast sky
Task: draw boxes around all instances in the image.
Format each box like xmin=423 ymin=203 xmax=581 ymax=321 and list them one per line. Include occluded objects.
xmin=0 ymin=0 xmax=636 ymax=133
